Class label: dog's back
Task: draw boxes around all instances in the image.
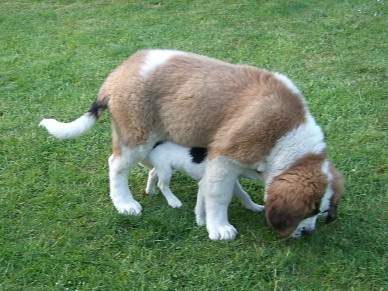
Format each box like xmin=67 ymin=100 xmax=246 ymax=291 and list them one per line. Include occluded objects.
xmin=102 ymin=50 xmax=306 ymax=164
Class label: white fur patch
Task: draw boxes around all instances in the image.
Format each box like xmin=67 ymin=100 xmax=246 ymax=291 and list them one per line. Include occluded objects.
xmin=199 ymin=156 xmax=241 ymax=240
xmin=291 ymin=216 xmax=318 ymax=238
xmin=274 ymin=72 xmax=301 ymax=96
xmin=265 ymin=113 xmax=326 ymax=187
xmin=108 ymin=136 xmax=160 ymax=215
xmin=108 ymin=148 xmax=142 ymax=215
xmin=39 ymin=113 xmax=96 ymax=139
xmin=319 ymin=160 xmax=334 ymax=213
xmin=139 ymin=49 xmax=185 ymax=77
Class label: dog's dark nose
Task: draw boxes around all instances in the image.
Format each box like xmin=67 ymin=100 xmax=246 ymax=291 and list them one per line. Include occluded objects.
xmin=301 ymin=229 xmax=315 ymax=236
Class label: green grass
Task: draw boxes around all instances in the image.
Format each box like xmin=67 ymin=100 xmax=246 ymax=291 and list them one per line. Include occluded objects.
xmin=1 ymin=0 xmax=387 ymax=290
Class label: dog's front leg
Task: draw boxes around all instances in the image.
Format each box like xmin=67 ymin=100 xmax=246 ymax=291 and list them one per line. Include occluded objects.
xmin=201 ymin=157 xmax=239 ymax=240
xmin=195 ymin=180 xmax=206 ymax=226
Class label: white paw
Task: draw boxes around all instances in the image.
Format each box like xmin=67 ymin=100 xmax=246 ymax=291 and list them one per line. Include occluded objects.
xmin=145 ymin=187 xmax=156 ymax=195
xmin=115 ymin=200 xmax=143 ymax=215
xmin=167 ymin=197 xmax=183 ymax=208
xmin=207 ymin=224 xmax=237 ymax=240
xmin=246 ymin=203 xmax=265 ymax=213
xmin=195 ymin=213 xmax=206 ymax=226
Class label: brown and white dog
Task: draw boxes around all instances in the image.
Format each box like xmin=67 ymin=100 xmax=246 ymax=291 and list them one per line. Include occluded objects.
xmin=39 ymin=49 xmax=344 ymax=240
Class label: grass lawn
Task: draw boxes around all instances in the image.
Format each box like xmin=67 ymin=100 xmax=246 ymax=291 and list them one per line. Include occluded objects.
xmin=1 ymin=0 xmax=387 ymax=290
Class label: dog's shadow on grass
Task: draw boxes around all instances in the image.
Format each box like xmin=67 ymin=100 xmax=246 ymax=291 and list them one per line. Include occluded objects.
xmin=105 ymin=196 xmax=207 ymax=247
xmin=103 ymin=175 xmax=344 ymax=246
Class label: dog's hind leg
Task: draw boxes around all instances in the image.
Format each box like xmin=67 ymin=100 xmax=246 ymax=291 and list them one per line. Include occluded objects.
xmin=233 ymin=181 xmax=265 ymax=213
xmin=109 ymin=141 xmax=157 ymax=215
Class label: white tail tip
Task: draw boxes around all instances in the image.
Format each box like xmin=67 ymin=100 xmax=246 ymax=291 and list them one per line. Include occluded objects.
xmin=39 ymin=113 xmax=96 ymax=139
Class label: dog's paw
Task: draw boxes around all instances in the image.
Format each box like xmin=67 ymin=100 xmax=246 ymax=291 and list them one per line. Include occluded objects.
xmin=195 ymin=213 xmax=206 ymax=226
xmin=145 ymin=187 xmax=156 ymax=195
xmin=115 ymin=201 xmax=143 ymax=215
xmin=195 ymin=206 xmax=206 ymax=226
xmin=207 ymin=224 xmax=237 ymax=241
xmin=246 ymin=203 xmax=265 ymax=213
xmin=167 ymin=197 xmax=183 ymax=208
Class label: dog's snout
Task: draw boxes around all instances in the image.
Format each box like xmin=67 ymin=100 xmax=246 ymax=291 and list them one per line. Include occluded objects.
xmin=301 ymin=229 xmax=315 ymax=236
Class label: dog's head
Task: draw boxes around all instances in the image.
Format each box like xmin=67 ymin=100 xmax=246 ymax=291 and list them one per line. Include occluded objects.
xmin=265 ymin=155 xmax=345 ymax=238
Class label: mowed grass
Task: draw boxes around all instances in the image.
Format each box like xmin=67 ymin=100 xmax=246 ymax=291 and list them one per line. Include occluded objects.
xmin=1 ymin=0 xmax=387 ymax=290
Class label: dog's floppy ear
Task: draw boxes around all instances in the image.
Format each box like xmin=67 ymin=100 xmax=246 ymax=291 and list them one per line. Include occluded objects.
xmin=265 ymin=176 xmax=310 ymax=238
xmin=265 ymin=198 xmax=303 ymax=238
xmin=265 ymin=159 xmax=328 ymax=238
xmin=325 ymin=163 xmax=345 ymax=224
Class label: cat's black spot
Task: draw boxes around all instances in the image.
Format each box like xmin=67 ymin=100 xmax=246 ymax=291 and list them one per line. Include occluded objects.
xmin=153 ymin=141 xmax=166 ymax=149
xmin=189 ymin=147 xmax=207 ymax=164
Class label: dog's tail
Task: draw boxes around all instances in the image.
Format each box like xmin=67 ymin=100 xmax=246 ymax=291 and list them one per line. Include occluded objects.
xmin=39 ymin=98 xmax=108 ymax=139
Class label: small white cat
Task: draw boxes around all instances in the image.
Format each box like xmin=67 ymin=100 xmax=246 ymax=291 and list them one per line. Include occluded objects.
xmin=141 ymin=141 xmax=264 ymax=212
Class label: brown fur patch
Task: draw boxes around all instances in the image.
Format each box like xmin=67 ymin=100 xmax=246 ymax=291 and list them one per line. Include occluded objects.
xmin=98 ymin=50 xmax=157 ymax=153
xmin=97 ymin=50 xmax=306 ymax=164
xmin=209 ymin=80 xmax=306 ymax=164
xmin=265 ymin=152 xmax=328 ymax=237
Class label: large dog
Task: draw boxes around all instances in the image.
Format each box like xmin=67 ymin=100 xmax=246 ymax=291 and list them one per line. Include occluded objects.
xmin=40 ymin=49 xmax=344 ymax=240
